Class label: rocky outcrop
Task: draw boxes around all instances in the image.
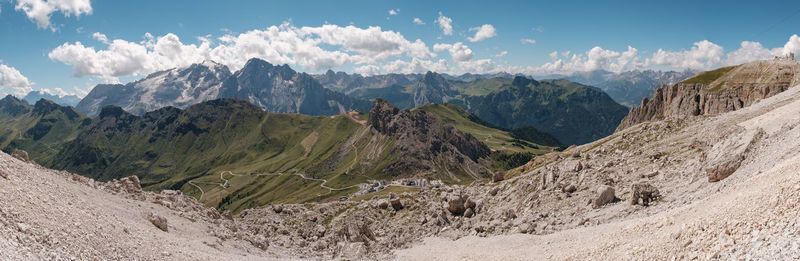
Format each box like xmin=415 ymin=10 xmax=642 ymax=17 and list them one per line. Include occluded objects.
xmin=11 ymin=149 xmax=29 ymax=162
xmin=618 ymin=58 xmax=800 ymax=130
xmin=629 ymin=182 xmax=660 ymax=206
xmin=367 ymin=99 xmax=491 ymax=180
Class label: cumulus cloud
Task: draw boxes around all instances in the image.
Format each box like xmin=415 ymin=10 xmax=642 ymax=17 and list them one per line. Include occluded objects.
xmin=91 ymin=32 xmax=109 ymax=44
xmin=467 ymin=24 xmax=496 ymax=42
xmin=436 ymin=12 xmax=453 ymax=35
xmin=381 ymin=58 xmax=450 ymax=74
xmin=388 ymin=9 xmax=398 ymax=16
xmin=494 ymin=50 xmax=508 ymax=58
xmin=413 ymin=17 xmax=425 ymax=25
xmin=645 ymin=40 xmax=724 ymax=71
xmin=0 ymin=62 xmax=34 ymax=98
xmin=520 ymin=38 xmax=536 ymax=45
xmin=49 ymin=23 xmax=435 ymax=82
xmin=354 ymin=65 xmax=381 ymax=76
xmin=14 ymin=0 xmax=93 ymax=30
xmin=533 ymin=46 xmax=643 ymax=75
xmin=724 ymin=34 xmax=800 ymax=65
xmin=529 ymin=35 xmax=800 ymax=76
xmin=433 ymin=42 xmax=474 ymax=62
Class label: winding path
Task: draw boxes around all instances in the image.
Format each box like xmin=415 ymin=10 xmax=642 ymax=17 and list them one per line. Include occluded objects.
xmin=186 ymin=170 xmax=368 ymax=201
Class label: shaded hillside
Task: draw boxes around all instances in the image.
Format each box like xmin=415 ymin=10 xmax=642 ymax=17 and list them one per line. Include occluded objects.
xmin=454 ymin=77 xmax=628 ymax=145
xmin=349 ymin=73 xmax=626 ymax=145
xmin=0 ymin=96 xmax=89 ymax=163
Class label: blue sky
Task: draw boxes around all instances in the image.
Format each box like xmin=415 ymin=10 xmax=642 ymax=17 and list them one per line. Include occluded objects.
xmin=1 ymin=0 xmax=799 ymax=98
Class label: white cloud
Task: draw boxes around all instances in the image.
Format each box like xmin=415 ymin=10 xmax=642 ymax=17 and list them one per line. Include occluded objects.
xmin=532 ymin=26 xmax=544 ymax=32
xmin=521 ymin=38 xmax=536 ymax=45
xmin=494 ymin=50 xmax=508 ymax=58
xmin=388 ymin=9 xmax=398 ymax=16
xmin=724 ymin=34 xmax=800 ymax=65
xmin=14 ymin=0 xmax=93 ymax=30
xmin=0 ymin=62 xmax=34 ymax=98
xmin=436 ymin=12 xmax=453 ymax=36
xmin=354 ymin=65 xmax=381 ymax=76
xmin=433 ymin=42 xmax=473 ymax=62
xmin=413 ymin=17 xmax=425 ymax=25
xmin=91 ymin=32 xmax=109 ymax=44
xmin=532 ymin=46 xmax=643 ymax=75
xmin=645 ymin=40 xmax=724 ymax=71
xmin=529 ymin=35 xmax=800 ymax=76
xmin=467 ymin=24 xmax=496 ymax=42
xmin=381 ymin=58 xmax=450 ymax=74
xmin=49 ymin=23 xmax=436 ymax=82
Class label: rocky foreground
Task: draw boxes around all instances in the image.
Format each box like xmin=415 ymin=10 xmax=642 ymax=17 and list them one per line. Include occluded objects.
xmin=3 ymin=72 xmax=800 ymax=260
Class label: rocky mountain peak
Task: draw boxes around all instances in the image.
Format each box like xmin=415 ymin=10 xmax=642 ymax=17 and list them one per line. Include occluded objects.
xmin=240 ymin=58 xmax=296 ymax=78
xmin=367 ymin=98 xmax=490 ymax=164
xmin=367 ymin=98 xmax=401 ymax=134
xmin=98 ymin=105 xmax=132 ymax=119
xmin=413 ymin=71 xmax=456 ymax=107
xmin=32 ymin=99 xmax=60 ymax=115
xmin=0 ymin=95 xmax=32 ymax=116
xmin=512 ymin=76 xmax=538 ymax=86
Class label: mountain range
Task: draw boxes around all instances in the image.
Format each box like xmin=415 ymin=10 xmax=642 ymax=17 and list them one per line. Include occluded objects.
xmin=23 ymin=90 xmax=82 ymax=107
xmin=76 ymin=59 xmax=370 ymax=117
xmin=72 ymin=60 xmax=632 ymax=145
xmin=542 ymin=69 xmax=696 ymax=107
xmin=0 ymin=95 xmax=557 ymax=212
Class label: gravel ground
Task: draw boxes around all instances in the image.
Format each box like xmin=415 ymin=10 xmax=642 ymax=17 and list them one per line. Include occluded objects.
xmin=395 ymin=85 xmax=800 ymax=260
xmin=0 ymin=153 xmax=280 ymax=260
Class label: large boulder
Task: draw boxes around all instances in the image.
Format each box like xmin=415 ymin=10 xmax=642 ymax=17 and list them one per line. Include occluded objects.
xmin=706 ymin=157 xmax=743 ymax=182
xmin=11 ymin=149 xmax=29 ymax=162
xmin=492 ymin=171 xmax=505 ymax=182
xmin=593 ymin=186 xmax=618 ymax=208
xmin=447 ymin=197 xmax=466 ymax=216
xmin=390 ymin=198 xmax=403 ymax=211
xmin=148 ymin=213 xmax=169 ymax=232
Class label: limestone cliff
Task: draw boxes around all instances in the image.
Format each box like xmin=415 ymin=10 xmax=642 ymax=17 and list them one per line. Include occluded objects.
xmin=618 ymin=56 xmax=800 ymax=130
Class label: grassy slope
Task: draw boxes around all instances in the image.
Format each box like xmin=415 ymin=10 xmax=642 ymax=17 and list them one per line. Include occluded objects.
xmin=414 ymin=103 xmax=551 ymax=154
xmin=680 ymin=66 xmax=738 ymax=85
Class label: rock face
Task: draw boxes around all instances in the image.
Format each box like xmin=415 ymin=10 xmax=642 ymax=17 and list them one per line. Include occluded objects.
xmin=77 ymin=61 xmax=232 ymax=116
xmin=218 ymin=58 xmax=370 ymax=116
xmin=413 ymin=72 xmax=458 ymax=107
xmin=618 ymin=57 xmax=800 ymax=130
xmin=367 ymin=99 xmax=491 ymax=180
xmin=312 ymin=70 xmax=422 ymax=94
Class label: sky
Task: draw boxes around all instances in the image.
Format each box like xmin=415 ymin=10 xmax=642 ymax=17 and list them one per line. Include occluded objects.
xmin=0 ymin=0 xmax=799 ymax=98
